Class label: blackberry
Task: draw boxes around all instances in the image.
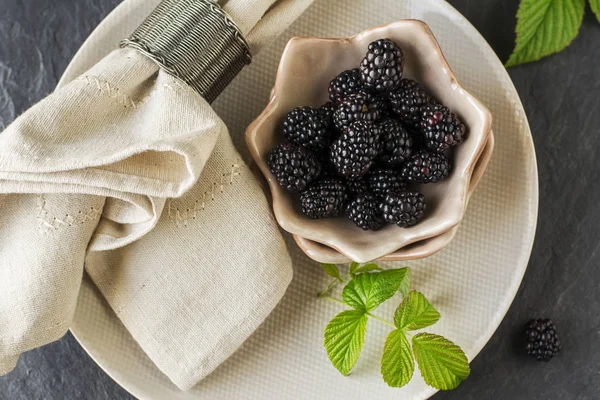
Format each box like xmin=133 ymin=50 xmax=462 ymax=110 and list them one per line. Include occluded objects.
xmin=389 ymin=78 xmax=433 ymax=128
xmin=300 ymin=178 xmax=348 ymax=219
xmin=346 ymin=192 xmax=385 ymax=230
xmin=328 ymin=68 xmax=362 ymax=104
xmin=319 ymin=101 xmax=336 ymax=129
xmin=360 ymin=39 xmax=405 ymax=93
xmin=380 ymin=191 xmax=426 ymax=227
xmin=367 ymin=168 xmax=407 ymax=197
xmin=267 ymin=143 xmax=321 ymax=192
xmin=525 ymin=319 xmax=561 ymax=362
xmin=283 ymin=106 xmax=331 ymax=151
xmin=345 ymin=179 xmax=369 ymax=195
xmin=333 ymin=91 xmax=382 ymax=132
xmin=377 ymin=118 xmax=413 ymax=166
xmin=331 ymin=120 xmax=381 ymax=180
xmin=420 ymin=103 xmax=466 ymax=152
xmin=401 ymin=150 xmax=450 ymax=184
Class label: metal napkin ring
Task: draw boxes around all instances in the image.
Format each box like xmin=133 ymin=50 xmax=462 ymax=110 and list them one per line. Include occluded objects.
xmin=120 ymin=0 xmax=252 ymax=103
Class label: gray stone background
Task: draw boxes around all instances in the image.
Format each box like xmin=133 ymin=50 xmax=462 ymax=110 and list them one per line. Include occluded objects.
xmin=0 ymin=0 xmax=598 ymax=399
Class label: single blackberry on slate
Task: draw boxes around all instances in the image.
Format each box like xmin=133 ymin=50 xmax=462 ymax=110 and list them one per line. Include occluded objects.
xmin=380 ymin=191 xmax=426 ymax=227
xmin=319 ymin=101 xmax=336 ymax=129
xmin=346 ymin=192 xmax=385 ymax=230
xmin=267 ymin=143 xmax=321 ymax=192
xmin=360 ymin=39 xmax=405 ymax=93
xmin=377 ymin=118 xmax=413 ymax=166
xmin=331 ymin=120 xmax=381 ymax=180
xmin=345 ymin=179 xmax=369 ymax=195
xmin=283 ymin=106 xmax=331 ymax=151
xmin=525 ymin=319 xmax=561 ymax=362
xmin=333 ymin=91 xmax=382 ymax=132
xmin=300 ymin=178 xmax=348 ymax=219
xmin=420 ymin=103 xmax=466 ymax=152
xmin=367 ymin=168 xmax=407 ymax=197
xmin=389 ymin=78 xmax=433 ymax=128
xmin=328 ymin=68 xmax=362 ymax=104
xmin=401 ymin=150 xmax=450 ymax=184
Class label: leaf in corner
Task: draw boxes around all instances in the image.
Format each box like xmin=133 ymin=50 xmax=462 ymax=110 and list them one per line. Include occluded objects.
xmin=412 ymin=333 xmax=470 ymax=390
xmin=324 ymin=310 xmax=368 ymax=376
xmin=342 ymin=268 xmax=409 ymax=312
xmin=321 ymin=263 xmax=343 ymax=281
xmin=591 ymin=0 xmax=600 ymax=22
xmin=394 ymin=291 xmax=441 ymax=331
xmin=381 ymin=330 xmax=415 ymax=388
xmin=506 ymin=0 xmax=585 ymax=67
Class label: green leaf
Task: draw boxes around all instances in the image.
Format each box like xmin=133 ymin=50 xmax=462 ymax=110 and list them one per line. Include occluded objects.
xmin=342 ymin=268 xmax=409 ymax=312
xmin=412 ymin=333 xmax=470 ymax=390
xmin=349 ymin=262 xmax=361 ymax=275
xmin=381 ymin=330 xmax=415 ymax=388
xmin=324 ymin=310 xmax=368 ymax=376
xmin=398 ymin=268 xmax=411 ymax=298
xmin=394 ymin=291 xmax=441 ymax=331
xmin=506 ymin=0 xmax=585 ymax=67
xmin=352 ymin=263 xmax=383 ymax=275
xmin=321 ymin=263 xmax=343 ymax=281
xmin=591 ymin=0 xmax=600 ymax=22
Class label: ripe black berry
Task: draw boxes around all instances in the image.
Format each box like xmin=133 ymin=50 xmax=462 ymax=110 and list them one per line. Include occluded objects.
xmin=367 ymin=168 xmax=407 ymax=197
xmin=420 ymin=103 xmax=466 ymax=152
xmin=328 ymin=68 xmax=362 ymax=104
xmin=360 ymin=39 xmax=405 ymax=93
xmin=267 ymin=143 xmax=321 ymax=192
xmin=346 ymin=192 xmax=385 ymax=230
xmin=345 ymin=179 xmax=369 ymax=195
xmin=380 ymin=191 xmax=426 ymax=227
xmin=525 ymin=319 xmax=561 ymax=362
xmin=377 ymin=118 xmax=413 ymax=166
xmin=283 ymin=106 xmax=331 ymax=151
xmin=401 ymin=150 xmax=450 ymax=184
xmin=333 ymin=91 xmax=382 ymax=132
xmin=389 ymin=78 xmax=433 ymax=128
xmin=319 ymin=101 xmax=336 ymax=129
xmin=331 ymin=120 xmax=381 ymax=180
xmin=300 ymin=178 xmax=348 ymax=219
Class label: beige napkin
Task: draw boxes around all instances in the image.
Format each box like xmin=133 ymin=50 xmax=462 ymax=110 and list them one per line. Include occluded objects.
xmin=0 ymin=0 xmax=314 ymax=390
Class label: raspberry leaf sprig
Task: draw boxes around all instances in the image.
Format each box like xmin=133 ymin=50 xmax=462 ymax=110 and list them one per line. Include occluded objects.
xmin=319 ymin=263 xmax=470 ymax=390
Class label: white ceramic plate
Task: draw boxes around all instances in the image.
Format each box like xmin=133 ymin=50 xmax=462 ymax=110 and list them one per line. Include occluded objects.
xmin=59 ymin=0 xmax=538 ymax=399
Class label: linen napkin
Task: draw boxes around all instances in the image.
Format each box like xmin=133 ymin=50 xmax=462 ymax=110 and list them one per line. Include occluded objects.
xmin=0 ymin=0 xmax=314 ymax=390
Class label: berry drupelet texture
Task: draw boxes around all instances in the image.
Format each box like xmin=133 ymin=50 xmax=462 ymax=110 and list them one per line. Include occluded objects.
xmin=420 ymin=103 xmax=466 ymax=152
xmin=389 ymin=78 xmax=433 ymax=128
xmin=300 ymin=178 xmax=348 ymax=219
xmin=345 ymin=179 xmax=369 ymax=195
xmin=330 ymin=120 xmax=381 ymax=180
xmin=525 ymin=319 xmax=561 ymax=362
xmin=319 ymin=101 xmax=336 ymax=129
xmin=401 ymin=150 xmax=450 ymax=184
xmin=377 ymin=118 xmax=413 ymax=166
xmin=333 ymin=91 xmax=382 ymax=132
xmin=380 ymin=191 xmax=426 ymax=227
xmin=267 ymin=143 xmax=321 ymax=192
xmin=367 ymin=168 xmax=407 ymax=197
xmin=283 ymin=106 xmax=331 ymax=151
xmin=328 ymin=68 xmax=362 ymax=104
xmin=360 ymin=39 xmax=405 ymax=93
xmin=346 ymin=192 xmax=385 ymax=230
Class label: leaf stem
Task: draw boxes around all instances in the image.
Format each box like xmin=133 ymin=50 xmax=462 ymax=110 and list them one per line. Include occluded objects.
xmin=320 ymin=296 xmax=396 ymax=328
xmin=318 ymin=274 xmax=351 ymax=297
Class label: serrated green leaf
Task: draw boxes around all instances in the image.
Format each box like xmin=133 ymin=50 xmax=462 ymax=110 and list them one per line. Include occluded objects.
xmin=398 ymin=268 xmax=411 ymax=298
xmin=506 ymin=0 xmax=585 ymax=67
xmin=412 ymin=333 xmax=470 ymax=390
xmin=591 ymin=0 xmax=600 ymax=22
xmin=394 ymin=291 xmax=441 ymax=331
xmin=321 ymin=263 xmax=343 ymax=281
xmin=324 ymin=310 xmax=368 ymax=376
xmin=342 ymin=268 xmax=409 ymax=312
xmin=349 ymin=262 xmax=361 ymax=275
xmin=352 ymin=263 xmax=383 ymax=275
xmin=381 ymin=330 xmax=415 ymax=388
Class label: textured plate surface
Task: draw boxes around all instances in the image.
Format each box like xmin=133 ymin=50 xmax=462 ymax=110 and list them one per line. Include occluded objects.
xmin=59 ymin=0 xmax=538 ymax=399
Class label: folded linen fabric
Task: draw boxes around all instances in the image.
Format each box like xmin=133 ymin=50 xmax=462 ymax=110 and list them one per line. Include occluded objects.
xmin=0 ymin=0 xmax=314 ymax=390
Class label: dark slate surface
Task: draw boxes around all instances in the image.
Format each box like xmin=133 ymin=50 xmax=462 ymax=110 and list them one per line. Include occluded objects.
xmin=0 ymin=0 xmax=598 ymax=399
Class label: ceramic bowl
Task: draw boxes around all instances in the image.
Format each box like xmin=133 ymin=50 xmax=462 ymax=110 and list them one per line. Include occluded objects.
xmin=245 ymin=19 xmax=493 ymax=263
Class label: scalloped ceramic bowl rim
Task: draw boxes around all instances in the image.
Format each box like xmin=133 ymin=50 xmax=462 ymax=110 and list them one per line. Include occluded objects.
xmin=245 ymin=19 xmax=493 ymax=263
